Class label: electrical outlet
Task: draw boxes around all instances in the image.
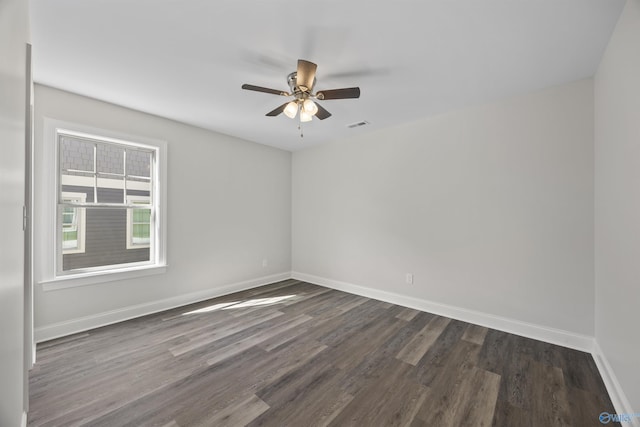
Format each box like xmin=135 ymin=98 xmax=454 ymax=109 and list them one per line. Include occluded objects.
xmin=406 ymin=273 xmax=413 ymax=284
xmin=262 ymin=259 xmax=268 ymax=268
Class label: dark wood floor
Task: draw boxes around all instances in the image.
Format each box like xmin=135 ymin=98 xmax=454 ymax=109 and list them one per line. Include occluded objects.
xmin=29 ymin=280 xmax=618 ymax=427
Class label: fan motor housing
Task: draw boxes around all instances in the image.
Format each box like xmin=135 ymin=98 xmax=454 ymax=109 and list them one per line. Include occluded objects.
xmin=287 ymin=71 xmax=316 ymax=96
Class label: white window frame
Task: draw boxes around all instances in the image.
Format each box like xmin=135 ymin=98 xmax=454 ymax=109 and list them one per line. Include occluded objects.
xmin=126 ymin=195 xmax=151 ymax=249
xmin=38 ymin=118 xmax=167 ymax=291
xmin=61 ymin=191 xmax=86 ymax=254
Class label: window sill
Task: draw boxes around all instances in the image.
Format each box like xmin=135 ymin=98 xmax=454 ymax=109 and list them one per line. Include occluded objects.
xmin=39 ymin=264 xmax=167 ymax=291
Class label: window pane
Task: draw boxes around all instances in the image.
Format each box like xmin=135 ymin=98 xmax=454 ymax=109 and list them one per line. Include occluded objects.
xmin=97 ymin=143 xmax=124 ymax=175
xmin=60 ymin=136 xmax=94 ymax=173
xmin=63 ymin=230 xmax=78 ymax=240
xmin=132 ymin=224 xmax=151 ymax=239
xmin=96 ymin=180 xmax=125 ymax=204
xmin=94 ymin=142 xmax=126 ymax=203
xmin=131 ymin=206 xmax=151 ymax=246
xmin=127 ymin=150 xmax=151 ymax=178
xmin=59 ymin=204 xmax=83 ymax=253
xmin=60 ymin=137 xmax=95 ymax=194
xmin=132 ymin=208 xmax=151 ymax=223
xmin=62 ymin=210 xmax=76 ymax=228
xmin=126 ymin=150 xmax=152 ymax=204
xmin=62 ymin=230 xmax=78 ymax=249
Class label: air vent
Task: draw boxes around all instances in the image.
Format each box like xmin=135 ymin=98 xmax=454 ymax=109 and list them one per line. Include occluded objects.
xmin=347 ymin=120 xmax=369 ymax=129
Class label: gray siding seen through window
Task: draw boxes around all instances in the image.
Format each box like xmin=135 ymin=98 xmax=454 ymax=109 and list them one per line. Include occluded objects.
xmin=61 ymin=186 xmax=150 ymax=271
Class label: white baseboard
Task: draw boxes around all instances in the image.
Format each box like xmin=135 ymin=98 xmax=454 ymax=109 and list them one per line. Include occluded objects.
xmin=292 ymin=271 xmax=594 ymax=352
xmin=592 ymin=341 xmax=640 ymax=427
xmin=34 ymin=272 xmax=292 ymax=343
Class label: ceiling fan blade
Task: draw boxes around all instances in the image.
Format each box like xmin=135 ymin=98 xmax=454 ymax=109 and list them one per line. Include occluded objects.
xmin=323 ymin=67 xmax=389 ymax=80
xmin=297 ymin=59 xmax=317 ymax=92
xmin=314 ymin=102 xmax=332 ymax=120
xmin=242 ymin=84 xmax=289 ymax=96
xmin=266 ymin=102 xmax=289 ymax=117
xmin=316 ymin=87 xmax=360 ymax=100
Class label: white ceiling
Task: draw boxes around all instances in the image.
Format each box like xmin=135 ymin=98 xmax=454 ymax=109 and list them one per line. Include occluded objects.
xmin=30 ymin=0 xmax=624 ymax=152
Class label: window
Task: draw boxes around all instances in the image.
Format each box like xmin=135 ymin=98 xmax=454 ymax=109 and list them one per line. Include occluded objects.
xmin=126 ymin=196 xmax=151 ymax=249
xmin=41 ymin=119 xmax=167 ymax=286
xmin=61 ymin=192 xmax=86 ymax=254
xmin=57 ymin=132 xmax=156 ymax=274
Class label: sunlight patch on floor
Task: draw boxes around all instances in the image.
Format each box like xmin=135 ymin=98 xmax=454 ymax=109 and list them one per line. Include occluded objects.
xmin=182 ymin=295 xmax=297 ymax=315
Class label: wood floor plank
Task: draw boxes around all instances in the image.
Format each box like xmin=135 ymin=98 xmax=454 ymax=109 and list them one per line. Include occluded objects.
xmin=186 ymin=394 xmax=270 ymax=427
xmin=395 ymin=306 xmax=420 ymax=321
xmin=85 ymin=363 xmax=249 ymax=427
xmin=330 ymin=316 xmax=428 ymax=396
xmin=491 ymin=399 xmax=533 ymax=427
xmin=396 ymin=315 xmax=451 ymax=365
xmin=505 ymin=356 xmax=534 ymax=410
xmin=29 ymin=346 xmax=181 ymax=425
xmin=169 ymin=309 xmax=284 ymax=356
xmin=28 ymin=281 xmax=619 ymax=427
xmin=86 ymin=337 xmax=322 ymax=427
xmin=450 ymin=367 xmax=501 ymax=427
xmin=253 ymin=353 xmax=336 ymax=407
xmin=250 ymin=371 xmax=354 ymax=427
xmin=258 ymin=293 xmax=369 ymax=353
xmin=307 ymin=299 xmax=389 ymax=347
xmin=29 ymin=348 xmax=201 ymax=426
xmin=558 ymin=347 xmax=610 ymax=398
xmin=462 ymin=324 xmax=489 ymax=345
xmin=415 ymin=340 xmax=484 ymax=425
xmin=307 ymin=293 xmax=369 ymax=319
xmin=331 ymin=316 xmax=406 ymax=372
xmin=411 ymin=318 xmax=468 ymax=386
xmin=248 ymin=349 xmax=362 ymax=426
xmin=328 ymin=360 xmax=428 ymax=427
xmin=278 ymin=287 xmax=337 ymax=316
xmin=529 ymin=360 xmax=572 ymax=427
xmin=566 ymin=386 xmax=623 ymax=427
xmin=476 ymin=329 xmax=513 ymax=375
xmin=205 ymin=314 xmax=313 ymax=366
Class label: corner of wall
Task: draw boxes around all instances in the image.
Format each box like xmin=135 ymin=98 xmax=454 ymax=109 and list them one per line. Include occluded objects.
xmin=592 ymin=341 xmax=640 ymax=427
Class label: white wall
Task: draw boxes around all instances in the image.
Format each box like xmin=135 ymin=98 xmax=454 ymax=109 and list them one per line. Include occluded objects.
xmin=0 ymin=0 xmax=28 ymax=424
xmin=293 ymin=79 xmax=594 ymax=337
xmin=33 ymin=85 xmax=291 ymax=337
xmin=595 ymin=0 xmax=640 ymax=414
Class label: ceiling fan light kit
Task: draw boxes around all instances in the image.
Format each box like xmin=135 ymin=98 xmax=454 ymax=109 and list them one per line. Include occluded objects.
xmin=303 ymin=98 xmax=318 ymax=115
xmin=284 ymin=101 xmax=298 ymax=119
xmin=242 ymin=59 xmax=361 ymax=135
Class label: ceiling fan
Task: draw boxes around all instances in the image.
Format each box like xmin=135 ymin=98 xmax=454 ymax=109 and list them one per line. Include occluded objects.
xmin=241 ymin=59 xmax=361 ymax=123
